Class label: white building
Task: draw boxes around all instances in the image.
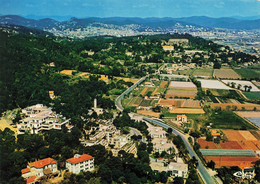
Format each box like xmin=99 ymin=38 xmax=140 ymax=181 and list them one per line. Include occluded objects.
xmin=147 ymin=126 xmax=167 ymax=138
xmin=150 ymin=161 xmax=188 ymax=178
xmin=152 ymin=138 xmax=174 ymax=153
xmin=21 ymin=158 xmax=58 ymax=182
xmin=66 ymin=154 xmax=94 ymax=174
xmin=17 ymin=104 xmax=73 ymax=134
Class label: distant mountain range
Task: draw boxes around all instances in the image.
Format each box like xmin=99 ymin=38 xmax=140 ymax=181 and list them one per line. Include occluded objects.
xmin=0 ymin=15 xmax=259 ymax=31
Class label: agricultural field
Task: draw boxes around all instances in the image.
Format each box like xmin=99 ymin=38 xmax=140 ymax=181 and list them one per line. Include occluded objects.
xmin=169 ymin=108 xmax=205 ymax=114
xmin=214 ymin=68 xmax=241 ymax=79
xmin=165 ymin=89 xmax=197 ymax=99
xmin=208 ymin=89 xmax=241 ymax=98
xmin=169 ymin=81 xmax=197 ymax=89
xmin=211 ymin=103 xmax=260 ymax=111
xmin=243 ymin=92 xmax=260 ymax=100
xmin=136 ymin=110 xmax=160 ymax=118
xmin=253 ymin=81 xmax=260 ymax=88
xmin=128 ymin=97 xmax=143 ymax=106
xmin=132 ymin=86 xmax=145 ymax=96
xmin=198 ymin=138 xmax=218 ymax=149
xmin=223 ymin=130 xmax=260 ymax=151
xmin=208 ymin=111 xmax=256 ymax=129
xmin=192 ymin=68 xmax=214 ymax=78
xmin=204 ymin=156 xmax=258 ymax=168
xmin=172 ymin=68 xmax=194 ymax=76
xmin=166 ymin=81 xmax=197 ymax=99
xmin=139 ymin=99 xmax=152 ymax=107
xmin=236 ymin=111 xmax=260 ymax=129
xmin=234 ymin=68 xmax=260 ymax=80
xmin=159 ymin=81 xmax=168 ymax=88
xmin=140 ymin=87 xmax=149 ymax=96
xmin=222 ymin=80 xmax=260 ymax=92
xmin=198 ymin=79 xmax=231 ymax=90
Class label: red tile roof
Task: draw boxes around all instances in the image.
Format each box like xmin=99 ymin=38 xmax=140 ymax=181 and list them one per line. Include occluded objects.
xmin=26 ymin=176 xmax=36 ymax=184
xmin=29 ymin=158 xmax=57 ymax=169
xmin=21 ymin=168 xmax=30 ymax=174
xmin=66 ymin=154 xmax=93 ymax=164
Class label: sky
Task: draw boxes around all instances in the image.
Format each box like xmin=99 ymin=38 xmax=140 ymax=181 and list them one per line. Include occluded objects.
xmin=0 ymin=0 xmax=260 ymax=18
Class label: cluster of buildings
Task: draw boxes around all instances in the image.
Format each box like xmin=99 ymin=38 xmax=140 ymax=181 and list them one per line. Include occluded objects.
xmin=81 ymin=120 xmax=137 ymax=157
xmin=17 ymin=104 xmax=73 ymax=134
xmin=21 ymin=154 xmax=94 ymax=183
xmin=147 ymin=123 xmax=174 ymax=154
xmin=146 ymin=122 xmax=188 ymax=178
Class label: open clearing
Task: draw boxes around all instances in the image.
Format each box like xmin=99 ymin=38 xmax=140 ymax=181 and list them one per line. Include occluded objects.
xmin=214 ymin=69 xmax=241 ymax=79
xmin=60 ymin=70 xmax=77 ymax=75
xmin=0 ymin=117 xmax=16 ymax=133
xmin=222 ymin=80 xmax=260 ymax=92
xmin=192 ymin=68 xmax=213 ymax=78
xmin=198 ymin=79 xmax=231 ymax=90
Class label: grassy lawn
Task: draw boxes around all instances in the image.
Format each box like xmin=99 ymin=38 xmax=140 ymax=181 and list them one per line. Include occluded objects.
xmin=172 ymin=69 xmax=194 ymax=76
xmin=234 ymin=68 xmax=260 ymax=80
xmin=209 ymin=111 xmax=256 ymax=130
xmin=108 ymin=88 xmax=125 ymax=95
xmin=243 ymin=92 xmax=260 ymax=101
xmin=192 ymin=68 xmax=213 ymax=77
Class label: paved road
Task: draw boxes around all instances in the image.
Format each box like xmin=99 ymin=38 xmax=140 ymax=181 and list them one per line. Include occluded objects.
xmin=115 ymin=75 xmax=215 ymax=184
xmin=142 ymin=117 xmax=215 ymax=184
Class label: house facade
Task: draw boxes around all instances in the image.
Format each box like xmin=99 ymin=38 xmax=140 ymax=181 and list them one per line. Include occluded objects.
xmin=66 ymin=154 xmax=94 ymax=174
xmin=21 ymin=158 xmax=57 ymax=183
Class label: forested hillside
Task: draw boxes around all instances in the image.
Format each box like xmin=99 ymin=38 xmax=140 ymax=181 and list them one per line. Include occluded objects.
xmin=0 ymin=26 xmax=258 ymax=123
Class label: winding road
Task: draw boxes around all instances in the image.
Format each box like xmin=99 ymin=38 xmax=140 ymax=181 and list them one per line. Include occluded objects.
xmin=115 ymin=75 xmax=215 ymax=184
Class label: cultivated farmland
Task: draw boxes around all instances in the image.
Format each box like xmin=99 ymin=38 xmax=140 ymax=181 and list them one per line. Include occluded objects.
xmin=208 ymin=111 xmax=256 ymax=129
xmin=214 ymin=68 xmax=241 ymax=79
xmin=234 ymin=68 xmax=260 ymax=80
xmin=192 ymin=68 xmax=213 ymax=78
xmin=204 ymin=156 xmax=259 ymax=168
xmin=166 ymin=81 xmax=197 ymax=99
xmin=243 ymin=92 xmax=260 ymax=100
xmin=198 ymin=79 xmax=231 ymax=90
xmin=222 ymin=80 xmax=260 ymax=92
xmin=159 ymin=81 xmax=168 ymax=88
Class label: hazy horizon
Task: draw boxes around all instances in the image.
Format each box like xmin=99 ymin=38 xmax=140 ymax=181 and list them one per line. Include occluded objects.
xmin=1 ymin=0 xmax=260 ymax=19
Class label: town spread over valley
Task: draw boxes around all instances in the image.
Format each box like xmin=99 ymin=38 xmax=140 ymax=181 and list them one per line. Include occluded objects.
xmin=1 ymin=2 xmax=260 ymax=184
